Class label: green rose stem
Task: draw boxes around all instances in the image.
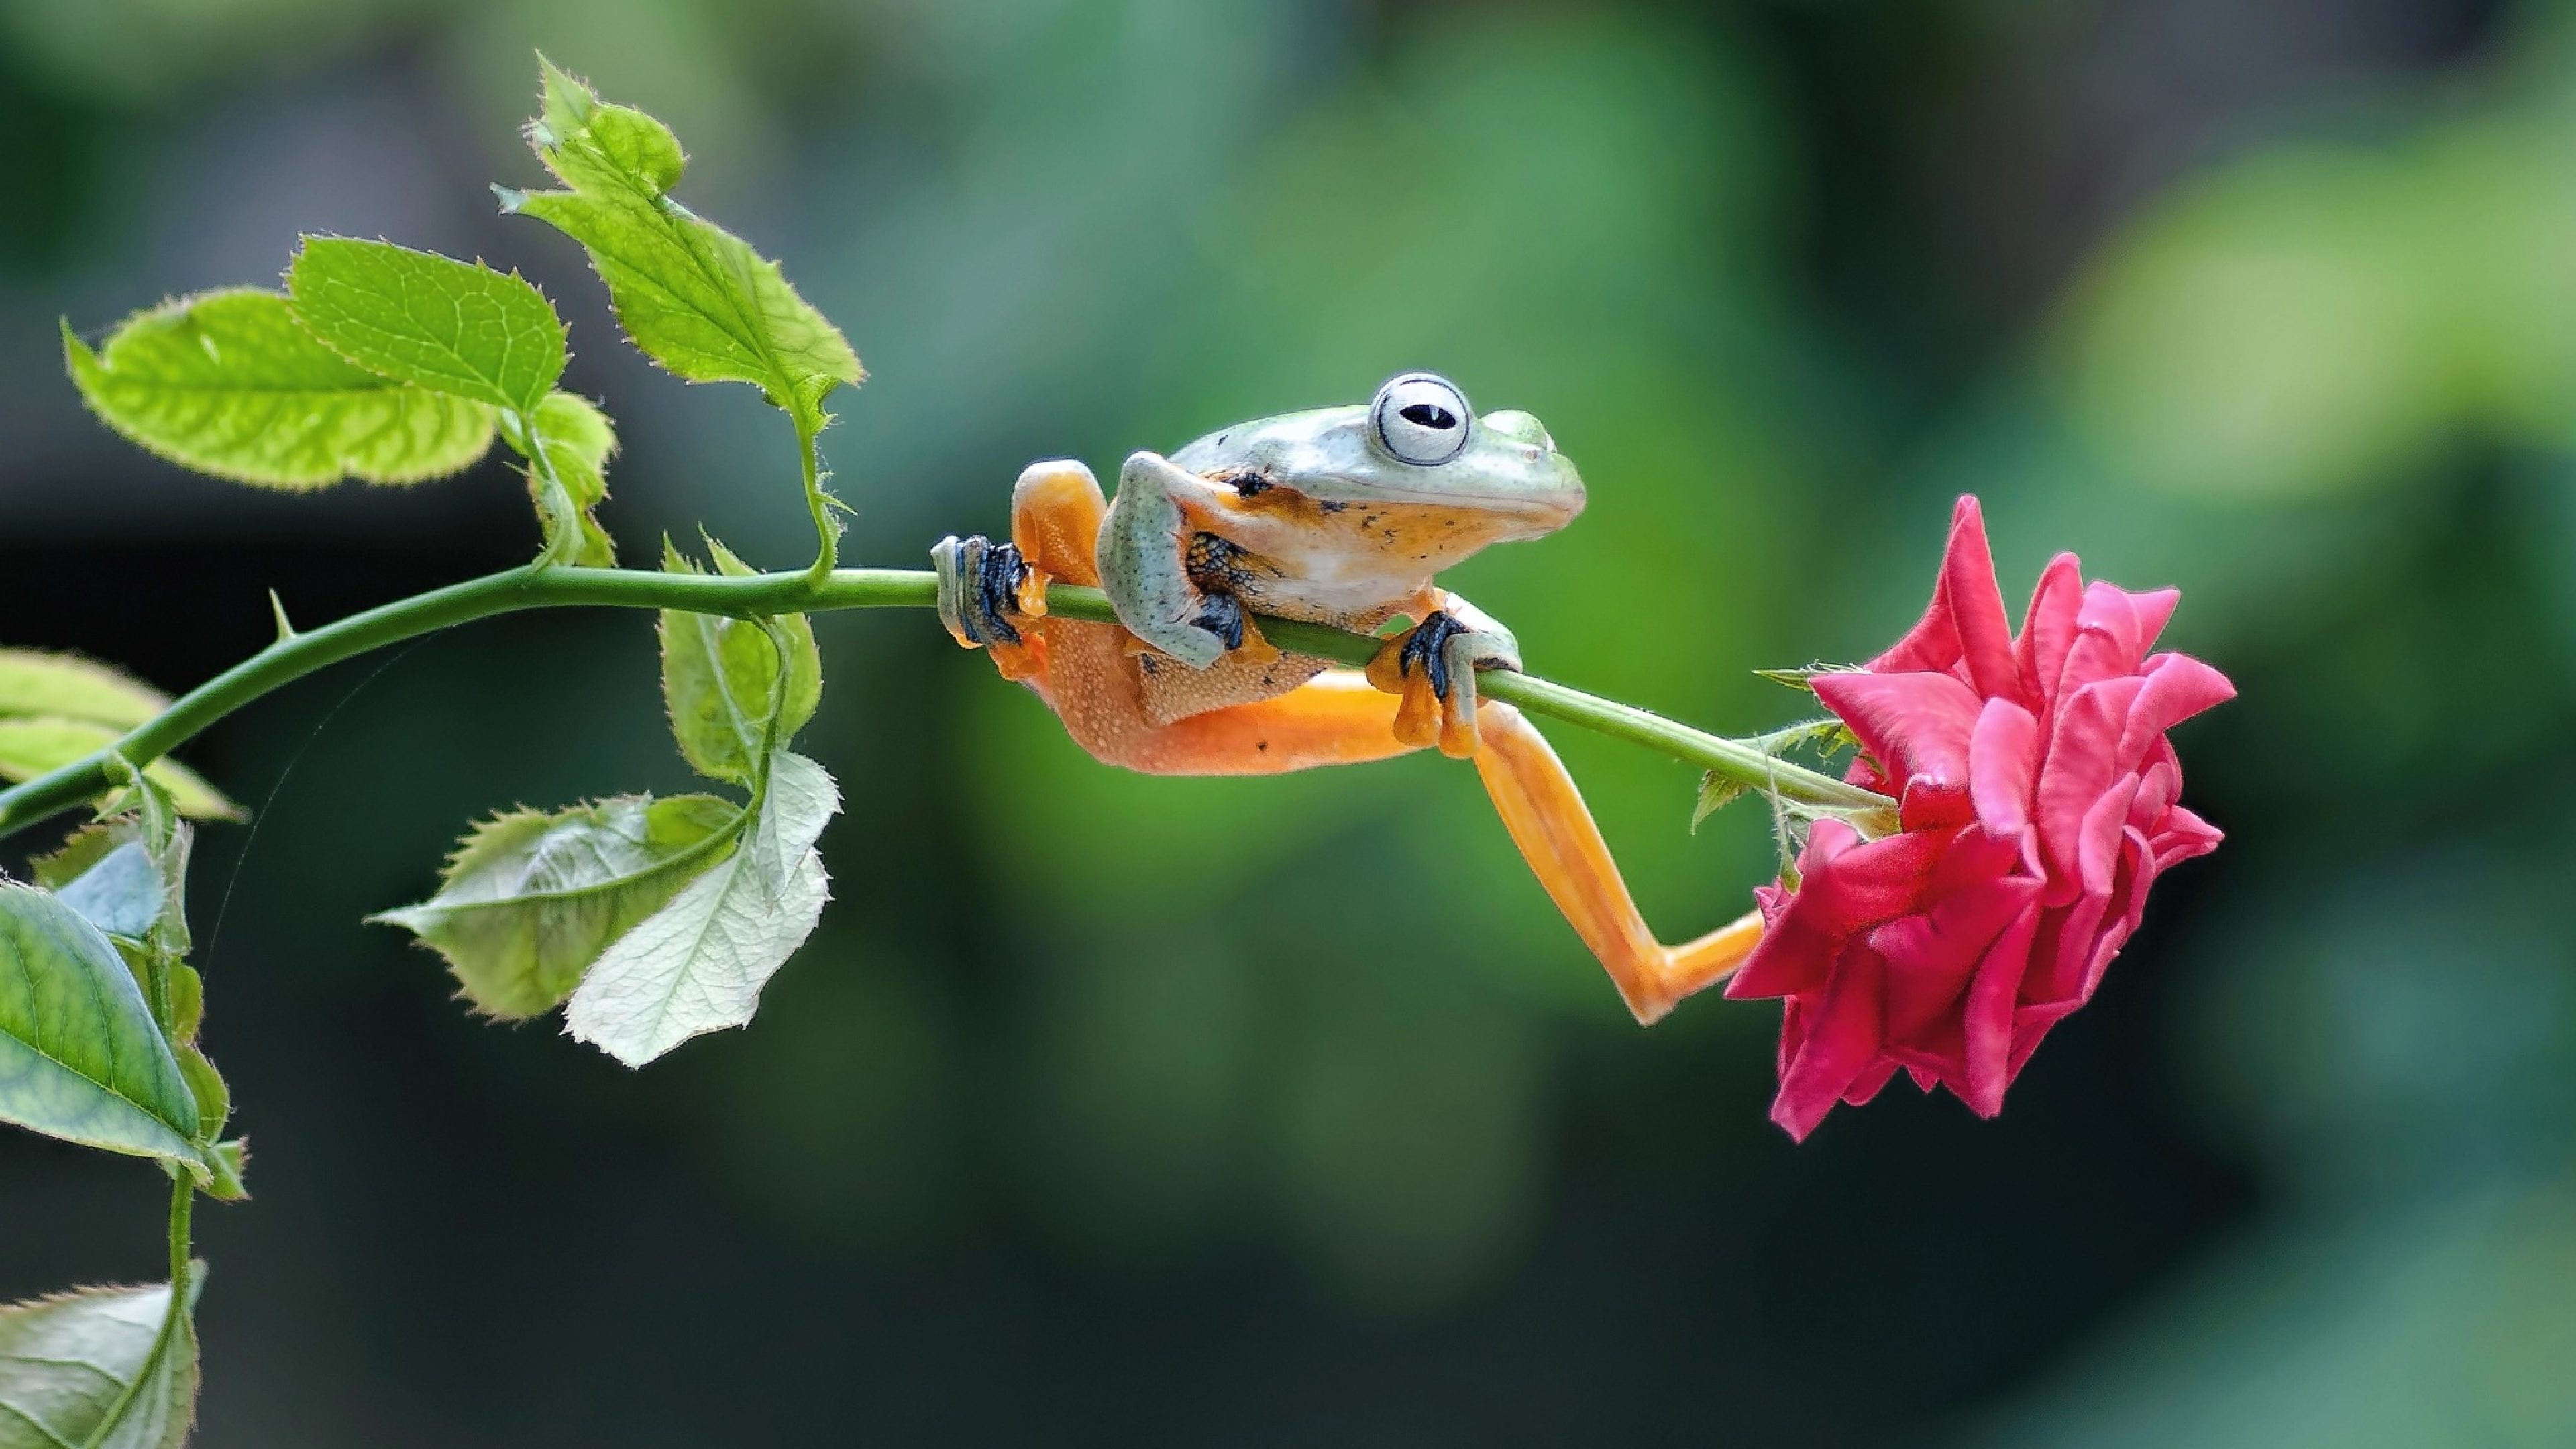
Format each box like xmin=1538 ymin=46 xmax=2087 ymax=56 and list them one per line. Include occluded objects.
xmin=78 ymin=1175 xmax=197 ymax=1439
xmin=0 ymin=565 xmax=1893 ymax=843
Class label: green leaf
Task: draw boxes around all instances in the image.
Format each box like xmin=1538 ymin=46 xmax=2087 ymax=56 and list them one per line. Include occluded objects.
xmin=1758 ymin=716 xmax=1860 ymax=760
xmin=1753 ymin=663 xmax=1862 ymax=692
xmin=658 ymin=539 xmax=821 ymax=784
xmin=203 ymin=1139 xmax=249 ymax=1201
xmin=564 ymin=751 xmax=839 ymax=1066
xmin=525 ymin=390 xmax=618 ymax=566
xmin=370 ymin=792 xmax=743 ymax=1018
xmin=0 ymin=650 xmax=167 ymax=731
xmin=0 ymin=720 xmax=239 ymax=822
xmin=0 ymin=883 xmax=201 ymax=1163
xmin=175 ymin=1045 xmax=227 ymax=1141
xmin=285 ymin=236 xmax=567 ymax=413
xmin=0 ymin=1274 xmax=201 ymax=1449
xmin=64 ymin=290 xmax=496 ymax=490
xmin=1690 ymin=771 xmax=1745 ymax=833
xmin=502 ymin=59 xmax=862 ymax=435
xmin=167 ymin=965 xmax=202 ymax=1044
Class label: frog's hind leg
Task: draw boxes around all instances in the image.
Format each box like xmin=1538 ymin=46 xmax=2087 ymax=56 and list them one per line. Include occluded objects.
xmin=1471 ymin=700 xmax=1764 ymax=1024
xmin=935 ymin=460 xmax=1108 ymax=680
xmin=1046 ymin=655 xmax=1419 ymax=775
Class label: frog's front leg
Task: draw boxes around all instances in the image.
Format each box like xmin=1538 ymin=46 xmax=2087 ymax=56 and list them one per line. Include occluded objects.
xmin=1366 ymin=592 xmax=1521 ymax=759
xmin=1097 ymin=450 xmax=1271 ymax=669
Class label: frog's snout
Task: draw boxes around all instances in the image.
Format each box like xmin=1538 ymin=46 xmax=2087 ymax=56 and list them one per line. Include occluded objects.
xmin=1483 ymin=409 xmax=1555 ymax=453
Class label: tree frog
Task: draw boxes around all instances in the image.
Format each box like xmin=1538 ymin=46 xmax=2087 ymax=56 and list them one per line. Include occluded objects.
xmin=934 ymin=372 xmax=1758 ymax=1023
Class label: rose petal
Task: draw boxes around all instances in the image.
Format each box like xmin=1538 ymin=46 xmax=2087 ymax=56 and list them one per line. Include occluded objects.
xmin=2151 ymin=805 xmax=2224 ymax=871
xmin=1939 ymin=497 xmax=2021 ymax=700
xmin=2015 ymin=553 xmax=2084 ymax=708
xmin=1962 ymin=902 xmax=2043 ymax=1116
xmin=2035 ymin=676 xmax=2146 ymax=888
xmin=2076 ymin=774 xmax=2139 ymax=898
xmin=1969 ymin=697 xmax=2041 ymax=837
xmin=2026 ymin=857 xmax=2114 ymax=1010
xmin=1815 ymin=671 xmax=1983 ymax=796
xmin=2073 ymin=826 xmax=2149 ymax=1004
xmin=2130 ymin=588 xmax=2180 ymax=650
xmin=1927 ymin=823 xmax=2023 ymax=895
xmin=1771 ymin=946 xmax=1887 ymax=1140
xmin=1872 ymin=873 xmax=2040 ymax=1046
xmin=1727 ymin=822 xmax=1948 ymax=999
xmin=2116 ymin=653 xmax=2236 ymax=765
xmin=1844 ymin=1058 xmax=1902 ymax=1106
xmin=2131 ymin=759 xmax=2178 ymax=830
xmin=2065 ymin=583 xmax=2178 ymax=681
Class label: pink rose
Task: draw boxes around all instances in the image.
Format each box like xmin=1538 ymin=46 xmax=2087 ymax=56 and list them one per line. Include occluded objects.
xmin=1725 ymin=497 xmax=2233 ymax=1139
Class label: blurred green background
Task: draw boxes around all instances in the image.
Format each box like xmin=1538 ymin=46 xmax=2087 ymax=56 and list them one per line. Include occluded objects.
xmin=5 ymin=0 xmax=2574 ymax=1442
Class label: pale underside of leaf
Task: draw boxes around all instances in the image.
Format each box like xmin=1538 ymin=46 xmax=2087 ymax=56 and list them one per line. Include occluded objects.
xmin=50 ymin=842 xmax=162 ymax=941
xmin=64 ymin=289 xmax=494 ymax=490
xmin=564 ymin=752 xmax=839 ymax=1066
xmin=0 ymin=651 xmax=168 ymax=732
xmin=37 ymin=816 xmax=192 ymax=963
xmin=0 ymin=1275 xmax=199 ymax=1449
xmin=0 ymin=720 xmax=239 ymax=822
xmin=372 ymin=793 xmax=741 ymax=1018
xmin=0 ymin=883 xmax=201 ymax=1163
xmin=286 ymin=236 xmax=566 ymax=412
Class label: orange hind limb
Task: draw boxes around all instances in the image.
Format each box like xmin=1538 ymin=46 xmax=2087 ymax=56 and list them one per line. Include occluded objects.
xmin=1469 ymin=702 xmax=1764 ymax=1023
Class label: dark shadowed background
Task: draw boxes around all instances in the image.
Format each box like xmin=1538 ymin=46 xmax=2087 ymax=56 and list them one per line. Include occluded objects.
xmin=6 ymin=0 xmax=2574 ymax=1443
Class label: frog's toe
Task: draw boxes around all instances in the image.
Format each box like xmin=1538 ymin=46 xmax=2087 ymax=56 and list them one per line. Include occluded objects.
xmin=933 ymin=533 xmax=1030 ymax=649
xmin=1366 ymin=610 xmax=1517 ymax=759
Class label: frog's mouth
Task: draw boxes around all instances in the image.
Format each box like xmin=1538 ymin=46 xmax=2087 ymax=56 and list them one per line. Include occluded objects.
xmin=1305 ymin=476 xmax=1586 ymax=529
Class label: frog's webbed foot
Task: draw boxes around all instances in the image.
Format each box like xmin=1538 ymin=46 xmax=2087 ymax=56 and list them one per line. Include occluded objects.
xmin=1366 ymin=594 xmax=1521 ymax=759
xmin=933 ymin=532 xmax=1024 ymax=647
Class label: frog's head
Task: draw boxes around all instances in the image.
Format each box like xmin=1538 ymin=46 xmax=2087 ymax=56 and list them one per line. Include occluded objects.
xmin=1169 ymin=372 xmax=1585 ymax=540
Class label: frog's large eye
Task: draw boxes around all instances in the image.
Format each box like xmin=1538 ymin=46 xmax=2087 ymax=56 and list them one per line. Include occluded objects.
xmin=1371 ymin=372 xmax=1474 ymax=466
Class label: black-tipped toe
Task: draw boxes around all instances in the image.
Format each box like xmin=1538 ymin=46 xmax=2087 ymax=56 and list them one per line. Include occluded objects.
xmin=1397 ymin=610 xmax=1470 ymax=700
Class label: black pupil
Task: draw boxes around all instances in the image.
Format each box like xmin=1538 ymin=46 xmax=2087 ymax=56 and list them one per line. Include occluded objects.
xmin=1399 ymin=402 xmax=1457 ymax=430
